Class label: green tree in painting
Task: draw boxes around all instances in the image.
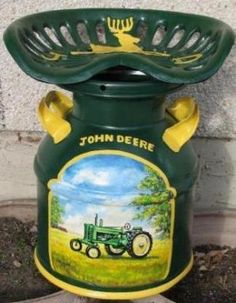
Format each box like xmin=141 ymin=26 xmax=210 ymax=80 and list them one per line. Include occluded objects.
xmin=131 ymin=167 xmax=175 ymax=239
xmin=51 ymin=195 xmax=65 ymax=227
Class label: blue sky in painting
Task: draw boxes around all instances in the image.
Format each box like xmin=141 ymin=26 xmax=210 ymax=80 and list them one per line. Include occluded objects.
xmin=50 ymin=154 xmax=153 ymax=234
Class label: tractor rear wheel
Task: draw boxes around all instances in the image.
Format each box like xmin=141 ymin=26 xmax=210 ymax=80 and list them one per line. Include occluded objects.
xmin=105 ymin=245 xmax=126 ymax=256
xmin=86 ymin=246 xmax=101 ymax=259
xmin=127 ymin=232 xmax=152 ymax=258
xmin=70 ymin=239 xmax=82 ymax=251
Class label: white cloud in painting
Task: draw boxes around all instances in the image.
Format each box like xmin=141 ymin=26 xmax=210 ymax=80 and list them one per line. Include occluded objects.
xmin=110 ymin=194 xmax=136 ymax=205
xmin=64 ymin=203 xmax=73 ymax=213
xmin=103 ymin=208 xmax=134 ymax=227
xmin=62 ymin=204 xmax=155 ymax=236
xmin=62 ymin=203 xmax=135 ymax=234
xmin=62 ymin=213 xmax=84 ymax=235
xmin=71 ymin=168 xmax=110 ymax=186
xmin=55 ymin=181 xmax=74 ymax=190
xmin=54 ymin=154 xmax=156 ymax=237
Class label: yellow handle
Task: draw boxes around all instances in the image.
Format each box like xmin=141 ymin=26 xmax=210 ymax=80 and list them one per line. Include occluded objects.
xmin=163 ymin=97 xmax=200 ymax=152
xmin=38 ymin=91 xmax=73 ymax=144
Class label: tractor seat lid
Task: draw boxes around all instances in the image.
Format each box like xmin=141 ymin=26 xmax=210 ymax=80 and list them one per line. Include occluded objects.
xmin=3 ymin=8 xmax=235 ymax=85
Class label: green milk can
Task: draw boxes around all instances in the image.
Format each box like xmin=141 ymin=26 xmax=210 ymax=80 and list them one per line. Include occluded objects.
xmin=4 ymin=8 xmax=234 ymax=300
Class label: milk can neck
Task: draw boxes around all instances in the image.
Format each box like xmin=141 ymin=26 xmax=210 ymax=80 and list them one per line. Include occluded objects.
xmin=64 ymin=79 xmax=182 ymax=128
xmin=73 ymin=94 xmax=165 ymax=128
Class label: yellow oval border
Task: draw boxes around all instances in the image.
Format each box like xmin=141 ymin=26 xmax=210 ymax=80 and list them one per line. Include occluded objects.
xmin=45 ymin=150 xmax=177 ymax=296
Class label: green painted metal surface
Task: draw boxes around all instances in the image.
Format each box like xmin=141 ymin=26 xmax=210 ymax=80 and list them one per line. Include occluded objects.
xmin=34 ymin=77 xmax=199 ymax=295
xmin=3 ymin=8 xmax=234 ymax=84
xmin=3 ymin=8 xmax=235 ymax=300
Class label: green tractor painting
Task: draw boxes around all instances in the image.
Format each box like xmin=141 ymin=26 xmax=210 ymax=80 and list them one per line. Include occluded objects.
xmin=70 ymin=214 xmax=153 ymax=259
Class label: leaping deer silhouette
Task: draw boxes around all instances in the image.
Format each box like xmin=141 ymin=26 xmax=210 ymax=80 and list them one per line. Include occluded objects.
xmin=90 ymin=17 xmax=169 ymax=56
xmin=44 ymin=17 xmax=203 ymax=64
xmin=71 ymin=17 xmax=202 ymax=64
xmin=72 ymin=17 xmax=170 ymax=57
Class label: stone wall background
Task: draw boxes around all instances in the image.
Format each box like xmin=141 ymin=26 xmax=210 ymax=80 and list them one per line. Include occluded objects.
xmin=0 ymin=0 xmax=235 ymax=210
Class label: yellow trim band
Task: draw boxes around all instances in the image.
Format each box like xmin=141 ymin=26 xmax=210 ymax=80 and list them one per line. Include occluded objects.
xmin=34 ymin=250 xmax=193 ymax=300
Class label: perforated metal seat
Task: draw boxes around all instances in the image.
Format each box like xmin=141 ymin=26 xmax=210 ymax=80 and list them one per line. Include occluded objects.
xmin=4 ymin=8 xmax=234 ymax=84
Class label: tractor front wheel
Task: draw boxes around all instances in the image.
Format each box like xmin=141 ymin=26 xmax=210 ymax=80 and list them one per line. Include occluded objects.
xmin=105 ymin=245 xmax=126 ymax=256
xmin=70 ymin=239 xmax=82 ymax=251
xmin=127 ymin=232 xmax=152 ymax=258
xmin=86 ymin=246 xmax=101 ymax=259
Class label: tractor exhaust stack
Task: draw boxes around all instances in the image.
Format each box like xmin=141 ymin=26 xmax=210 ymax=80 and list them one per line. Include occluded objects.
xmin=95 ymin=214 xmax=98 ymax=226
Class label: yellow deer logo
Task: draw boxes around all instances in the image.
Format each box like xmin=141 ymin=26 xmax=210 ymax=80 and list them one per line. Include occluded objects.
xmin=71 ymin=17 xmax=169 ymax=57
xmin=43 ymin=17 xmax=203 ymax=64
xmin=90 ymin=17 xmax=144 ymax=53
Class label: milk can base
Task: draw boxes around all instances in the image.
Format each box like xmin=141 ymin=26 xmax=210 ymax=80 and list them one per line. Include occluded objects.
xmin=34 ymin=250 xmax=193 ymax=300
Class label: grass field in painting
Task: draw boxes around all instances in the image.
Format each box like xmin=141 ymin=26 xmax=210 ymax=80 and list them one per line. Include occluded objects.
xmin=49 ymin=228 xmax=171 ymax=287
